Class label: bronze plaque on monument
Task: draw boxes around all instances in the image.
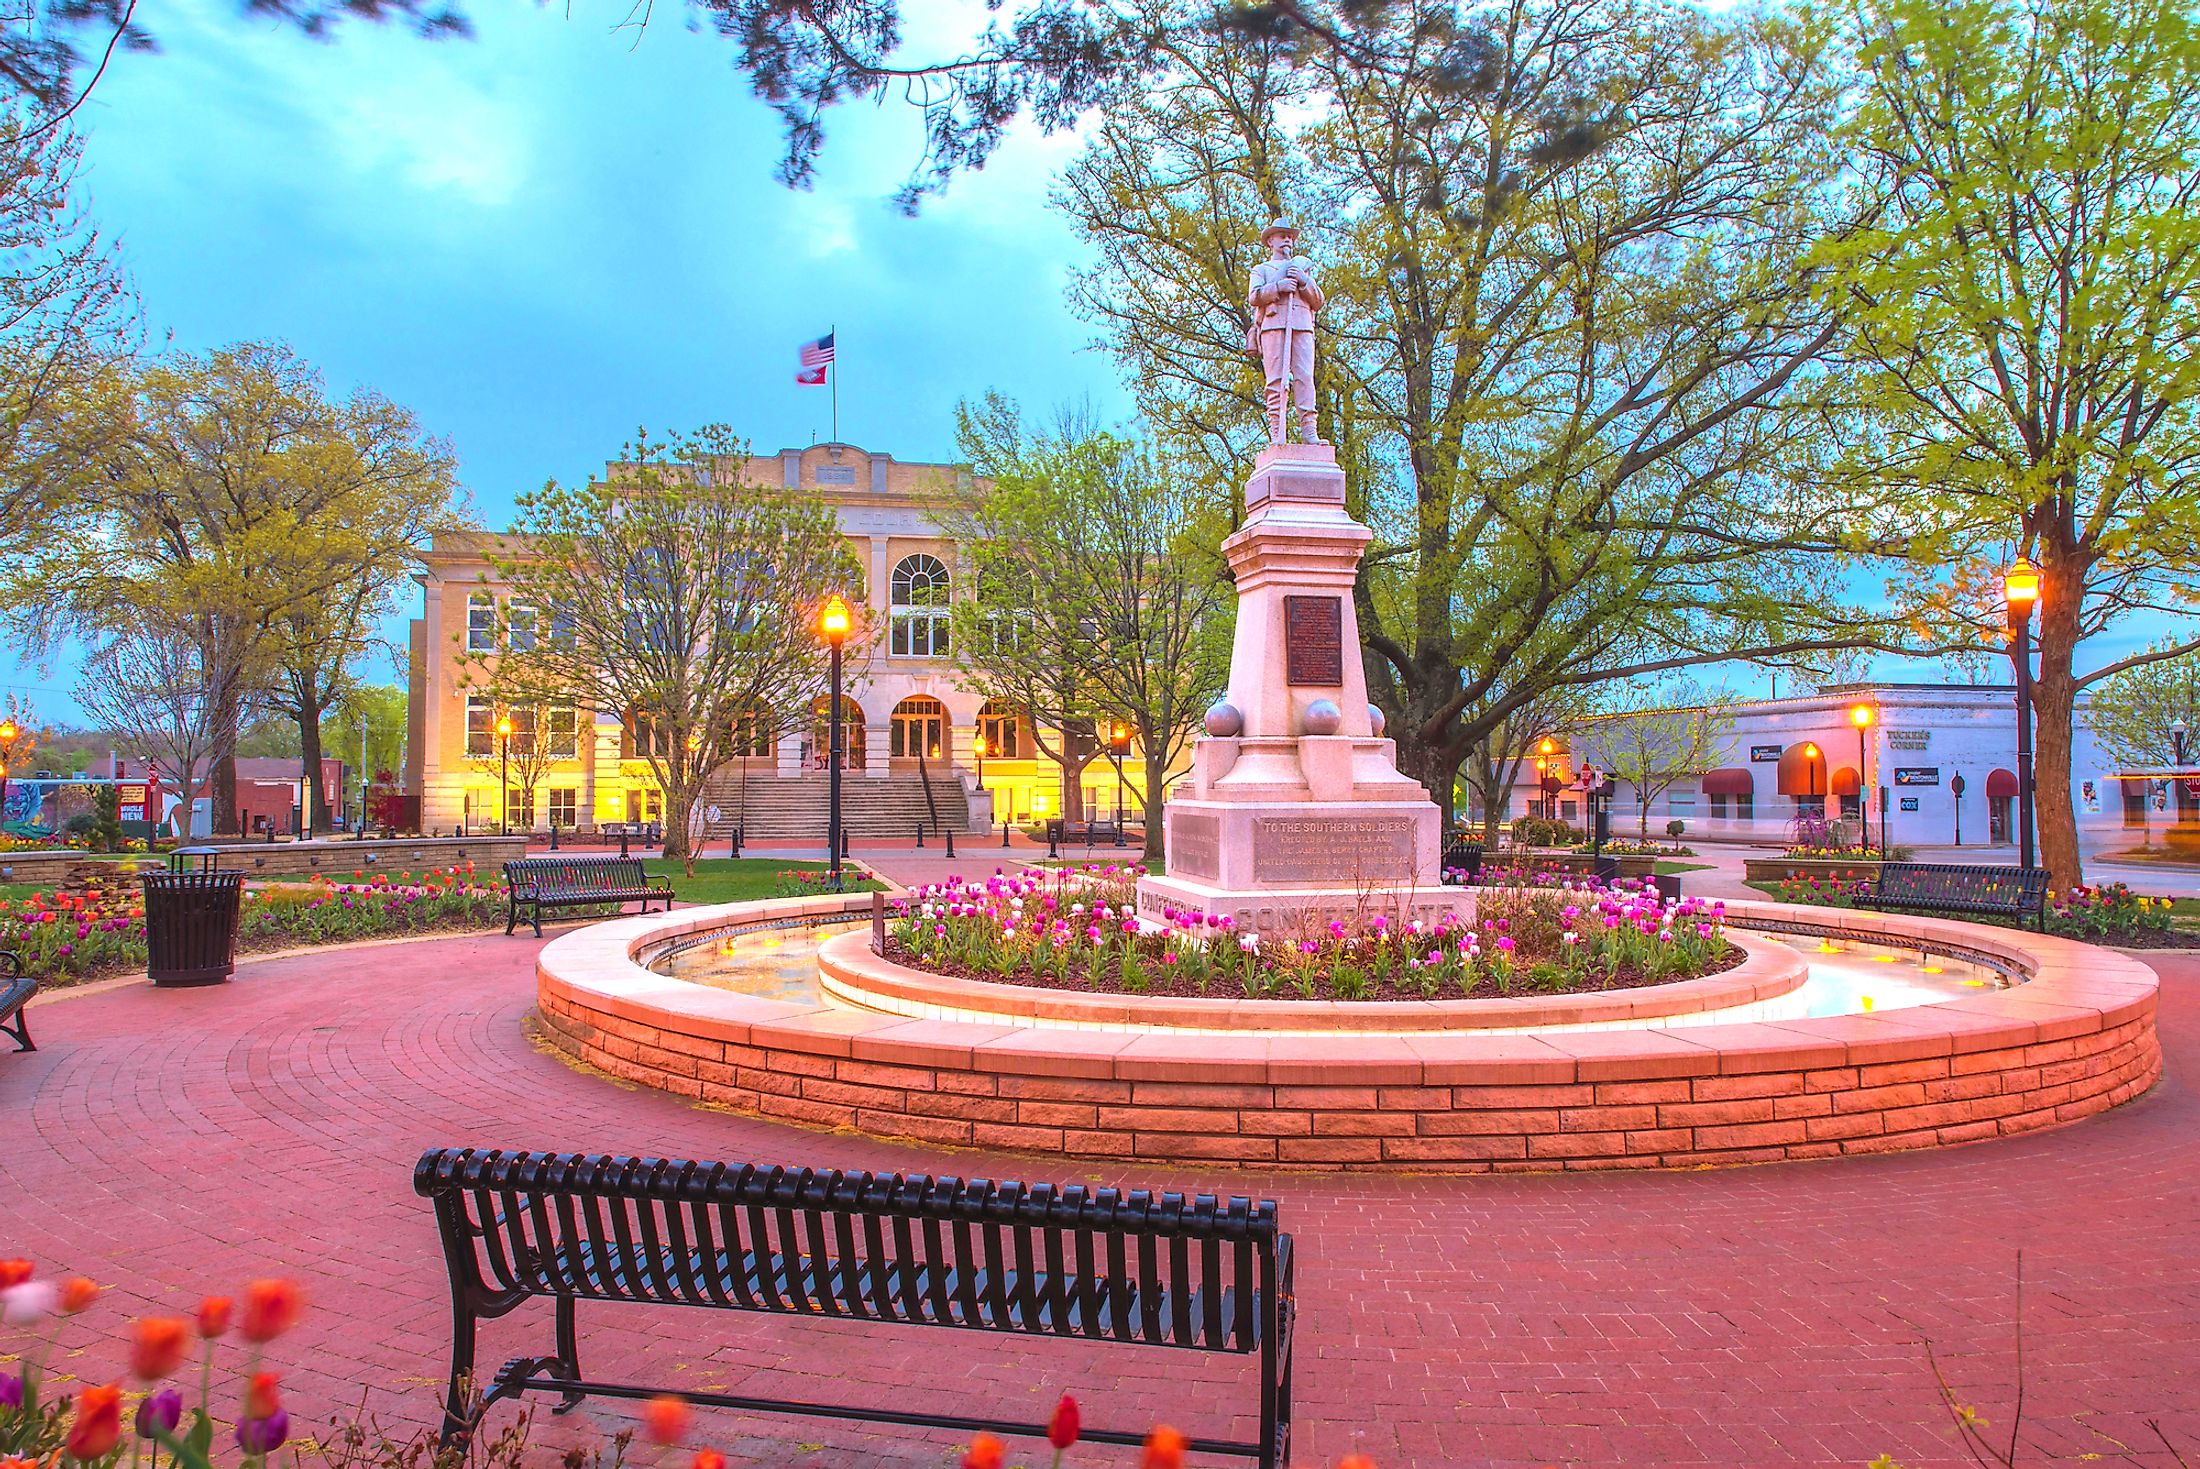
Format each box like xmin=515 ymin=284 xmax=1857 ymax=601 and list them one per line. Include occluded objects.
xmin=1283 ymin=595 xmax=1344 ymax=686
xmin=1170 ymin=813 xmax=1221 ymax=880
xmin=1251 ymin=815 xmax=1418 ymax=884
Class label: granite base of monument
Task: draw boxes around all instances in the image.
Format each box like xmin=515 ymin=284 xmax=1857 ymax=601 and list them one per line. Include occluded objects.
xmin=1136 ymin=797 xmax=1462 ymax=932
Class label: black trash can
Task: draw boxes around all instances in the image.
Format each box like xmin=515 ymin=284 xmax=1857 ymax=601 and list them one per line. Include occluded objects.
xmin=142 ymin=871 xmax=244 ymax=987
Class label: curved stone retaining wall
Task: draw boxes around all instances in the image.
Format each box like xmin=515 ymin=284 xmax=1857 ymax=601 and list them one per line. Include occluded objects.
xmin=535 ymin=897 xmax=2162 ymax=1172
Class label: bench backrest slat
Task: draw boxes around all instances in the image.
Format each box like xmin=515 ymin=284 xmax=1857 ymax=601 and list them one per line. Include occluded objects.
xmin=416 ymin=1149 xmax=1275 ymax=1353
xmin=503 ymin=858 xmax=657 ymax=899
xmin=1875 ymin=863 xmax=2048 ymax=909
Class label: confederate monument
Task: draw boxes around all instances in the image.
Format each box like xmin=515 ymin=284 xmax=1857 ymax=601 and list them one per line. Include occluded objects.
xmin=1136 ymin=220 xmax=1447 ymax=932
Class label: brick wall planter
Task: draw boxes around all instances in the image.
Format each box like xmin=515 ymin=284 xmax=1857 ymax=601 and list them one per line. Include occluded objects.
xmin=535 ymin=896 xmax=2162 ymax=1173
xmin=175 ymin=835 xmax=529 ymax=880
xmin=1505 ymin=851 xmax=1659 ymax=880
xmin=1741 ymin=856 xmax=1885 ymax=885
xmin=0 ymin=851 xmax=151 ymax=884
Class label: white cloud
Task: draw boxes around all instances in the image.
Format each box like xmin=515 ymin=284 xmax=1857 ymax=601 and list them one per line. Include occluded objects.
xmin=323 ymin=75 xmax=530 ymax=208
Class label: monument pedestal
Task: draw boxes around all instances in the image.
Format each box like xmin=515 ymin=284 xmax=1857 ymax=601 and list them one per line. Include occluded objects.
xmin=1135 ymin=443 xmax=1458 ymax=933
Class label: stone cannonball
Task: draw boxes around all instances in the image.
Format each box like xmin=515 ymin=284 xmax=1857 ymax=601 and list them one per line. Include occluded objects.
xmin=1367 ymin=703 xmax=1387 ymax=737
xmin=1203 ymin=701 xmax=1244 ymax=738
xmin=1303 ymin=698 xmax=1344 ymax=735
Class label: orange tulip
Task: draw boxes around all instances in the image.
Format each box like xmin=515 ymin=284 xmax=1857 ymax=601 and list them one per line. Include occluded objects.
xmin=961 ymin=1434 xmax=1006 ymax=1469
xmin=130 ymin=1317 xmax=192 ymax=1380
xmin=238 ymin=1280 xmax=303 ymax=1343
xmin=59 ymin=1277 xmax=99 ymax=1314
xmin=244 ymin=1372 xmax=283 ymax=1421
xmin=1142 ymin=1425 xmax=1188 ymax=1469
xmin=1339 ymin=1457 xmax=1379 ymax=1469
xmin=0 ymin=1260 xmax=30 ymax=1290
xmin=198 ymin=1296 xmax=233 ymax=1338
xmin=691 ymin=1452 xmax=724 ymax=1469
xmin=642 ymin=1395 xmax=690 ymax=1446
xmin=66 ymin=1383 xmax=124 ymax=1460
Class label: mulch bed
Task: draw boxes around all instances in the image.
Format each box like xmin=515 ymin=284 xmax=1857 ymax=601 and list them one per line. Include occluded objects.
xmin=881 ymin=935 xmax=1748 ymax=1004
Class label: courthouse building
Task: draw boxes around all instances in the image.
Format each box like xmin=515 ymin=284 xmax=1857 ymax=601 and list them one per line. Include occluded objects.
xmin=404 ymin=441 xmax=1164 ymax=839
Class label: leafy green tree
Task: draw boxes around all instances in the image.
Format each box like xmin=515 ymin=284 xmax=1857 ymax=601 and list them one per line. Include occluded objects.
xmin=1055 ymin=0 xmax=1888 ymax=824
xmin=946 ymin=396 xmax=1235 ymax=865
xmin=14 ymin=341 xmax=462 ymax=834
xmin=2085 ymin=643 xmax=2200 ymax=769
xmin=326 ymin=685 xmax=410 ymax=802
xmin=479 ymin=427 xmax=857 ymax=871
xmin=0 ymin=107 xmax=128 ymax=550
xmin=1820 ymin=0 xmax=2200 ymax=888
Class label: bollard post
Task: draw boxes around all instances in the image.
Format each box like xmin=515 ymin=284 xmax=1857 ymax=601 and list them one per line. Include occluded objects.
xmin=840 ymin=827 xmax=851 ymax=859
xmin=1002 ymin=821 xmax=1012 ymax=849
xmin=1046 ymin=819 xmax=1061 ymax=861
xmin=731 ymin=823 xmax=743 ymax=857
xmin=618 ymin=828 xmax=631 ymax=860
xmin=915 ymin=821 xmax=925 ymax=849
xmin=945 ymin=827 xmax=956 ymax=858
xmin=548 ymin=820 xmax=560 ymax=852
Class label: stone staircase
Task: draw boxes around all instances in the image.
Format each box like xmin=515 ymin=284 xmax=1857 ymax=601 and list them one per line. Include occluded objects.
xmin=694 ymin=767 xmax=971 ymax=843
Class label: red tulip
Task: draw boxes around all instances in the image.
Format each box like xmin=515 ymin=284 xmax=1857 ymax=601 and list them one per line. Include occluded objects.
xmin=961 ymin=1434 xmax=1006 ymax=1469
xmin=642 ymin=1395 xmax=691 ymax=1445
xmin=691 ymin=1452 xmax=724 ymax=1469
xmin=197 ymin=1296 xmax=232 ymax=1338
xmin=59 ymin=1277 xmax=99 ymax=1314
xmin=130 ymin=1317 xmax=192 ymax=1380
xmin=1047 ymin=1394 xmax=1081 ymax=1450
xmin=0 ymin=1260 xmax=30 ymax=1290
xmin=238 ymin=1279 xmax=303 ymax=1343
xmin=66 ymin=1383 xmax=124 ymax=1460
xmin=1339 ymin=1457 xmax=1379 ymax=1469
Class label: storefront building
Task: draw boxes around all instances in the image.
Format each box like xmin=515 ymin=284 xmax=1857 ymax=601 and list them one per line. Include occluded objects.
xmin=1553 ymin=683 xmax=2146 ymax=850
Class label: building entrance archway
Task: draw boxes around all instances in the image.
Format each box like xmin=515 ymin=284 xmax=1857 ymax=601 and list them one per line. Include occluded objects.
xmin=891 ymin=696 xmax=948 ymax=762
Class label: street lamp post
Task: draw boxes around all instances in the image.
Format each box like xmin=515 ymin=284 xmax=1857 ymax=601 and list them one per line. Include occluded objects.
xmin=820 ymin=593 xmax=852 ymax=890
xmin=1109 ymin=722 xmax=1131 ymax=846
xmin=2005 ymin=556 xmax=2040 ymax=870
xmin=0 ymin=718 xmax=17 ymax=825
xmin=1537 ymin=738 xmax=1557 ymax=821
xmin=1803 ymin=741 xmax=1822 ymax=816
xmin=1849 ymin=703 xmax=1875 ymax=852
xmin=495 ymin=714 xmax=513 ymax=837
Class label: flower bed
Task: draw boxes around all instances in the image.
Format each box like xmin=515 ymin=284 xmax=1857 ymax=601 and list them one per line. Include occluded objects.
xmin=889 ymin=866 xmax=1738 ymax=1003
xmin=3 ymin=868 xmax=513 ymax=988
xmin=1764 ymin=874 xmax=2195 ymax=948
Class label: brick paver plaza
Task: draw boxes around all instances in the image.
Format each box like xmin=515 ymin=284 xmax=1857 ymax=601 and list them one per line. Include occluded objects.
xmin=4 ymin=932 xmax=2195 ymax=1466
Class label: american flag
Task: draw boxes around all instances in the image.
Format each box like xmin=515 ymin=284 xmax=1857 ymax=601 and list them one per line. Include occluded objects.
xmin=796 ymin=330 xmax=834 ymax=385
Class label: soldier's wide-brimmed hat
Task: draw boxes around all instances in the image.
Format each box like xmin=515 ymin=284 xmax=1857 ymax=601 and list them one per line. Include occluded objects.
xmin=1260 ymin=219 xmax=1299 ymax=245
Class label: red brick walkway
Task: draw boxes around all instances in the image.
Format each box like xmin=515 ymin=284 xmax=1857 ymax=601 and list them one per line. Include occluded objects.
xmin=4 ymin=935 xmax=2195 ymax=1468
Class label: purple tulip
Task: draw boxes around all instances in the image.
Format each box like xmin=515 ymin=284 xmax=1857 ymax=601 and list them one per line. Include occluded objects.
xmin=0 ymin=1367 xmax=22 ymax=1408
xmin=137 ymin=1387 xmax=184 ymax=1437
xmin=236 ymin=1409 xmax=291 ymax=1454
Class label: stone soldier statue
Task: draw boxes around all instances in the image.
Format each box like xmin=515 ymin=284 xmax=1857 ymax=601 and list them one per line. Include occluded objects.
xmin=1245 ymin=218 xmax=1325 ymax=444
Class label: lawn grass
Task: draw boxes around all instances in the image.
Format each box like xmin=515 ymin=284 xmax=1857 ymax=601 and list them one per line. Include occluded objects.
xmin=637 ymin=857 xmax=880 ymax=905
xmin=1655 ymin=861 xmax=1713 ymax=876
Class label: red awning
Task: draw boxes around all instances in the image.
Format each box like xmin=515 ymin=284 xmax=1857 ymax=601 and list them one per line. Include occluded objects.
xmin=1830 ymin=766 xmax=1861 ymax=797
xmin=1986 ymin=767 xmax=2019 ymax=798
xmin=1776 ymin=743 xmax=1828 ymax=796
xmin=1702 ymin=768 xmax=1754 ymax=796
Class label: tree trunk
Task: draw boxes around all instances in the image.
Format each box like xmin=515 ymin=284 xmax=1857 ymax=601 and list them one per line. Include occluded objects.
xmin=2030 ymin=626 xmax=2084 ymax=893
xmin=211 ymin=682 xmax=241 ymax=836
xmin=297 ymin=692 xmax=327 ymax=834
xmin=662 ymin=774 xmax=696 ymax=874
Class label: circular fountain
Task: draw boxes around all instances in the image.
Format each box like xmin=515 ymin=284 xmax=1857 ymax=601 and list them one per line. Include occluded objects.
xmin=535 ymin=887 xmax=2160 ymax=1172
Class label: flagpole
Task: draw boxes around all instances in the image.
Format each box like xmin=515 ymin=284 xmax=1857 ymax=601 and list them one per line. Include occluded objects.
xmin=831 ymin=323 xmax=838 ymax=444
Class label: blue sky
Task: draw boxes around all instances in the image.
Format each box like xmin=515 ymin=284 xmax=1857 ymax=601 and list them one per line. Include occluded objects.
xmin=2 ymin=0 xmax=1128 ymax=718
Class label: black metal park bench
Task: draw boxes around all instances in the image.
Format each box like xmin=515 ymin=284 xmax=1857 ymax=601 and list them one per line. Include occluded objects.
xmin=1856 ymin=862 xmax=2051 ymax=931
xmin=414 ymin=1149 xmax=1294 ymax=1467
xmin=2 ymin=952 xmax=34 ymax=1053
xmin=502 ymin=858 xmax=675 ymax=938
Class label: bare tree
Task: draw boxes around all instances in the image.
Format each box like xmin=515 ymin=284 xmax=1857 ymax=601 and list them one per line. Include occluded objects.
xmin=74 ymin=617 xmax=250 ymax=839
xmin=1587 ymin=684 xmax=1738 ymax=837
